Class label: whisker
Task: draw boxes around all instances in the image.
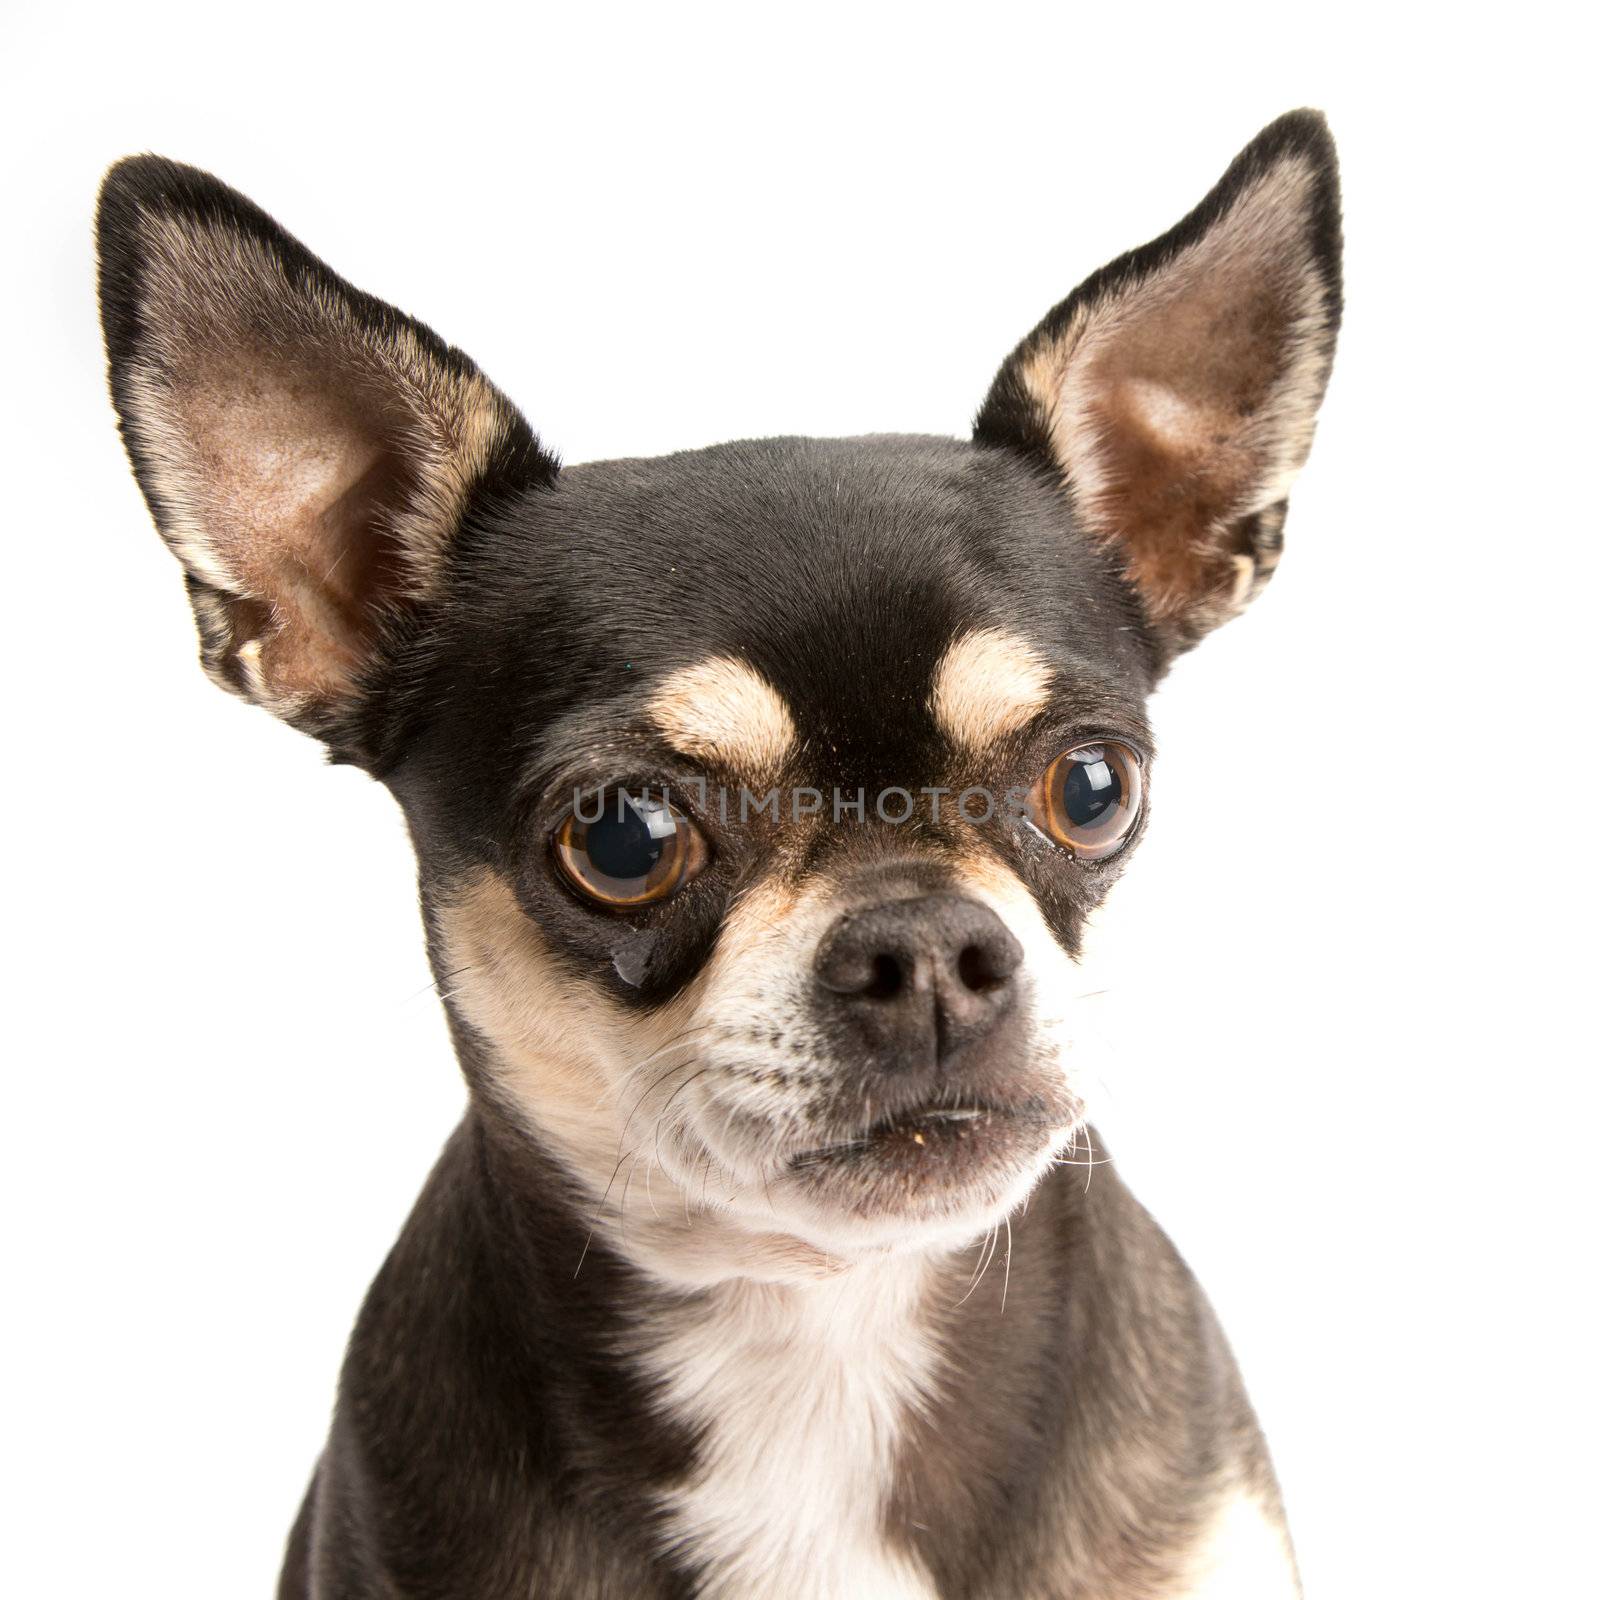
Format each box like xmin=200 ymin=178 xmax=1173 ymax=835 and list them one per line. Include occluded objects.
xmin=618 ymin=1153 xmax=640 ymax=1243
xmin=606 ymin=1023 xmax=720 ymax=1102
xmin=653 ymin=1068 xmax=715 ymax=1169
xmin=956 ymin=1226 xmax=999 ymax=1306
xmin=402 ymin=961 xmax=480 ymax=1008
xmin=618 ymin=1050 xmax=700 ymax=1145
xmin=1000 ymin=1215 xmax=1014 ymax=1314
xmin=574 ymin=1142 xmax=638 ymax=1278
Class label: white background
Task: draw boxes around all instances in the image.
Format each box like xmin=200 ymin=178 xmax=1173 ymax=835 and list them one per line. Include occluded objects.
xmin=2 ymin=5 xmax=1594 ymax=1596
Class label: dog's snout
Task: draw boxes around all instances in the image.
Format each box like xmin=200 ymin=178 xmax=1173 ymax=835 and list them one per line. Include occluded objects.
xmin=815 ymin=894 xmax=1022 ymax=1064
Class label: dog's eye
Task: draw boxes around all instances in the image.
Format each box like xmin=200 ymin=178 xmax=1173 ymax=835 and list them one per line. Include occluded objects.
xmin=1029 ymin=743 xmax=1143 ymax=860
xmin=554 ymin=792 xmax=707 ymax=908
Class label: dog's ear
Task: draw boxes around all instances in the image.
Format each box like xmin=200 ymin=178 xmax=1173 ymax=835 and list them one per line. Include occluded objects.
xmin=96 ymin=157 xmax=555 ymax=746
xmin=975 ymin=111 xmax=1341 ymax=658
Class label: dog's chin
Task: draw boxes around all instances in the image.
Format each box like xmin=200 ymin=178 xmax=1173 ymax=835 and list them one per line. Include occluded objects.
xmin=692 ymin=1098 xmax=1079 ymax=1258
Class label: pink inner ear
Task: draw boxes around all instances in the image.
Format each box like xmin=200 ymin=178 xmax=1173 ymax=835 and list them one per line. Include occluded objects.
xmin=1076 ymin=285 xmax=1287 ymax=617
xmin=111 ymin=198 xmax=530 ymax=730
xmin=170 ymin=347 xmax=416 ymax=703
xmin=1036 ymin=158 xmax=1329 ymax=625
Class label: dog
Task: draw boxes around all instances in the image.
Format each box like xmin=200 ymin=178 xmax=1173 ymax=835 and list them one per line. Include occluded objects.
xmin=97 ymin=108 xmax=1341 ymax=1599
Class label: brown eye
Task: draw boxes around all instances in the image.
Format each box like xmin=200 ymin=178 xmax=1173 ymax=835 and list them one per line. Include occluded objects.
xmin=554 ymin=791 xmax=707 ymax=908
xmin=1029 ymin=742 xmax=1144 ymax=861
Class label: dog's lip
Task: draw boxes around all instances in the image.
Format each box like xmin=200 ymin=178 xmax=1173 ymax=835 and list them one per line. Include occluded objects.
xmin=786 ymin=1099 xmax=1041 ymax=1168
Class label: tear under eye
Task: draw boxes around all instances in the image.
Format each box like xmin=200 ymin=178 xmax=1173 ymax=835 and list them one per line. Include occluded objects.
xmin=1029 ymin=742 xmax=1144 ymax=861
xmin=554 ymin=791 xmax=707 ymax=908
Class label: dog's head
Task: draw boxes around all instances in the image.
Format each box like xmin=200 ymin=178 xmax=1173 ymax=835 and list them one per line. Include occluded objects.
xmin=98 ymin=114 xmax=1340 ymax=1275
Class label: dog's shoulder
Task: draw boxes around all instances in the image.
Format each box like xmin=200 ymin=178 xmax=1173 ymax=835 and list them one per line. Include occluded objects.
xmin=885 ymin=1151 xmax=1299 ymax=1598
xmin=288 ymin=1119 xmax=696 ymax=1598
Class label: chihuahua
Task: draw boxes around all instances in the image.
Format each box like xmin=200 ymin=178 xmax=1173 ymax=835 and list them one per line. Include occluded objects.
xmin=97 ymin=110 xmax=1340 ymax=1599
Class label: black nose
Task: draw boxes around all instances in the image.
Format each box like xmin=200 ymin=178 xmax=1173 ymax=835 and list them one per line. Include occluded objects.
xmin=814 ymin=894 xmax=1023 ymax=1067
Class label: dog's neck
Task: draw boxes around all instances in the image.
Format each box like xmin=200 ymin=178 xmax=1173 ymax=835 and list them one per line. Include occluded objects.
xmin=464 ymin=1099 xmax=958 ymax=1599
xmin=638 ymin=1238 xmax=947 ymax=1599
xmin=393 ymin=1094 xmax=1278 ymax=1599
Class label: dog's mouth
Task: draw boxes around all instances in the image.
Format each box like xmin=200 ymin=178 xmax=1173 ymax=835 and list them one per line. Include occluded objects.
xmin=784 ymin=1097 xmax=1056 ymax=1202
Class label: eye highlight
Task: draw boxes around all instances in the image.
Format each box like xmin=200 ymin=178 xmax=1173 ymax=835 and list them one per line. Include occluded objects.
xmin=1029 ymin=742 xmax=1143 ymax=861
xmin=554 ymin=791 xmax=707 ymax=908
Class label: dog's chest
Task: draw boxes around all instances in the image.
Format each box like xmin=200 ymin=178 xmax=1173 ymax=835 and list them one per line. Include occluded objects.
xmin=640 ymin=1258 xmax=942 ymax=1600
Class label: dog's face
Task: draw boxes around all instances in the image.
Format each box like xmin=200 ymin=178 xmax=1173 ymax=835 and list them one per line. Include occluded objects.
xmin=98 ymin=114 xmax=1340 ymax=1272
xmin=413 ymin=436 xmax=1153 ymax=1259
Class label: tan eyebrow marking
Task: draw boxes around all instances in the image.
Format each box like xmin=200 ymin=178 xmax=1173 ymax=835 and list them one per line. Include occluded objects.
xmin=649 ymin=655 xmax=797 ymax=776
xmin=930 ymin=628 xmax=1054 ymax=751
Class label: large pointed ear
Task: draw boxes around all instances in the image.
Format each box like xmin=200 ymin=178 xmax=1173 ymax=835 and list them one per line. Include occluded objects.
xmin=975 ymin=111 xmax=1341 ymax=659
xmin=97 ymin=157 xmax=556 ymax=750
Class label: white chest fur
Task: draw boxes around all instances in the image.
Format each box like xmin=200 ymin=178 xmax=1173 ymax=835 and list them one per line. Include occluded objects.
xmin=634 ymin=1252 xmax=1299 ymax=1600
xmin=641 ymin=1254 xmax=943 ymax=1600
